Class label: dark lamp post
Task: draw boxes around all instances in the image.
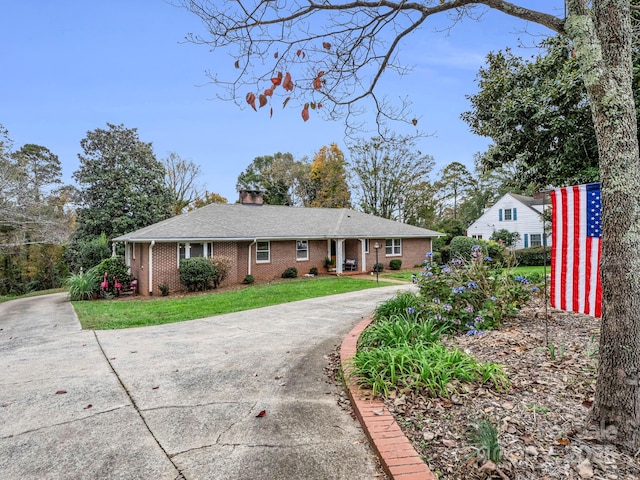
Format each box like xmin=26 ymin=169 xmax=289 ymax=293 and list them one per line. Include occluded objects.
xmin=374 ymin=242 xmax=380 ymax=284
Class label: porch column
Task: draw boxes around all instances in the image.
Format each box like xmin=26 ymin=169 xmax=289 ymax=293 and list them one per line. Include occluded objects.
xmin=148 ymin=241 xmax=155 ymax=295
xmin=359 ymin=239 xmax=367 ymax=272
xmin=336 ymin=239 xmax=344 ymax=274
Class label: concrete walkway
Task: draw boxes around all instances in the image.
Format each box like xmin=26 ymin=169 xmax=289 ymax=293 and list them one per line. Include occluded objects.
xmin=0 ymin=285 xmax=413 ymax=480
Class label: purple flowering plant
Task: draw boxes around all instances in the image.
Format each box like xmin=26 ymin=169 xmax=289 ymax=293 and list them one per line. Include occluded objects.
xmin=418 ymin=246 xmax=538 ymax=333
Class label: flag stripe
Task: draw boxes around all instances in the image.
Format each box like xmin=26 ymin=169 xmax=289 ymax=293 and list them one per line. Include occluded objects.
xmin=550 ymin=183 xmax=602 ymax=318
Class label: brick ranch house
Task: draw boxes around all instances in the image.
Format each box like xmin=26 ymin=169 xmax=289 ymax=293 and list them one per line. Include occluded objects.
xmin=113 ymin=190 xmax=444 ymax=296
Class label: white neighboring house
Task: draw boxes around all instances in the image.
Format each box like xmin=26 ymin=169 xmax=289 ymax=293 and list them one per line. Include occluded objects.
xmin=466 ymin=193 xmax=551 ymax=250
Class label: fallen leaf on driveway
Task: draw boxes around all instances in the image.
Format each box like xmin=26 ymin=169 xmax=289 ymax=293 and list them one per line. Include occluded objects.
xmin=55 ymin=390 xmax=67 ymax=394
xmin=84 ymin=404 xmax=93 ymax=409
xmin=256 ymin=410 xmax=266 ymax=417
xmin=152 ymin=386 xmax=159 ymax=390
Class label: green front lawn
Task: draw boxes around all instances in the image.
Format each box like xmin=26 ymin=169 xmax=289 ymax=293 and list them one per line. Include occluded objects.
xmin=73 ymin=276 xmax=393 ymax=330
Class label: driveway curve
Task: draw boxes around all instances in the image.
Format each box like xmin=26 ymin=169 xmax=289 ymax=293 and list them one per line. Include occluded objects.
xmin=0 ymin=285 xmax=413 ymax=480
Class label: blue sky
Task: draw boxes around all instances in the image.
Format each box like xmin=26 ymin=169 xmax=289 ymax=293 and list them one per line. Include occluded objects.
xmin=1 ymin=1 xmax=559 ymax=202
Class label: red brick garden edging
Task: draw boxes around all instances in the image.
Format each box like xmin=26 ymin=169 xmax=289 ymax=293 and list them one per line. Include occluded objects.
xmin=340 ymin=317 xmax=437 ymax=480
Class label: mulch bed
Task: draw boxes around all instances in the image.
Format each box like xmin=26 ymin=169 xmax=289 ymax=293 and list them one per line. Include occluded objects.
xmin=328 ymin=296 xmax=640 ymax=479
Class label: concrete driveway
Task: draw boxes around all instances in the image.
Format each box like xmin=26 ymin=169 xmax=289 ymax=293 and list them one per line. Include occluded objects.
xmin=0 ymin=285 xmax=412 ymax=480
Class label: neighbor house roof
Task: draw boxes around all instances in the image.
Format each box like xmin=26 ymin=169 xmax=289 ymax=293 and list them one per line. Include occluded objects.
xmin=113 ymin=204 xmax=444 ymax=242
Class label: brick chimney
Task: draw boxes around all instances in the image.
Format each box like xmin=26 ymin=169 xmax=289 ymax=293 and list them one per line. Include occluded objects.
xmin=239 ymin=189 xmax=264 ymax=205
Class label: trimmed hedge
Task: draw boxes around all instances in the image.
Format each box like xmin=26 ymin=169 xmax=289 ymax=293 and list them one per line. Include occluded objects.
xmin=179 ymin=257 xmax=217 ymax=291
xmin=389 ymin=259 xmax=402 ymax=270
xmin=513 ymin=246 xmax=551 ymax=266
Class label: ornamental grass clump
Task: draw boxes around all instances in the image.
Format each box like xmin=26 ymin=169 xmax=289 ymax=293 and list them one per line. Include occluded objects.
xmin=350 ymin=343 xmax=509 ymax=397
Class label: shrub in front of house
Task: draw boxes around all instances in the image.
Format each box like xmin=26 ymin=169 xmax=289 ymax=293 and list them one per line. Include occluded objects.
xmin=282 ymin=267 xmax=298 ymax=278
xmin=513 ymin=246 xmax=551 ymax=266
xmin=179 ymin=257 xmax=217 ymax=291
xmin=210 ymin=255 xmax=233 ymax=288
xmin=243 ymin=274 xmax=255 ymax=284
xmin=95 ymin=256 xmax=131 ymax=295
xmin=158 ymin=283 xmax=170 ymax=296
xmin=389 ymin=259 xmax=402 ymax=270
xmin=373 ymin=263 xmax=384 ymax=273
xmin=309 ymin=267 xmax=318 ymax=275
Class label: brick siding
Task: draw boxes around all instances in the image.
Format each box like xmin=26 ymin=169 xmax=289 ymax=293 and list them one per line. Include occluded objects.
xmin=128 ymin=237 xmax=433 ymax=296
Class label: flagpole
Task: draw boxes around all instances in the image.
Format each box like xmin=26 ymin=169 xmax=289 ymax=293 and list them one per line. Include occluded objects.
xmin=542 ymin=190 xmax=550 ymax=346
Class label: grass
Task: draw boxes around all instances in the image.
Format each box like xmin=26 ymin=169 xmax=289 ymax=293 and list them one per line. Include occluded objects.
xmin=0 ymin=288 xmax=65 ymax=304
xmin=511 ymin=265 xmax=548 ymax=277
xmin=73 ymin=276 xmax=393 ymax=330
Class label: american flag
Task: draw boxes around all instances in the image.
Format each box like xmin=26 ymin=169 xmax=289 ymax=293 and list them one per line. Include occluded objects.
xmin=550 ymin=183 xmax=602 ymax=317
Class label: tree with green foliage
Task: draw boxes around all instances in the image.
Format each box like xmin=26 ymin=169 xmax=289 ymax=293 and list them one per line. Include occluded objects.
xmin=72 ymin=123 xmax=173 ymax=243
xmin=462 ymin=36 xmax=600 ymax=190
xmin=182 ymin=0 xmax=640 ymax=450
xmin=435 ymin=162 xmax=474 ymax=220
xmin=490 ymin=229 xmax=520 ymax=248
xmin=0 ymin=126 xmax=74 ymax=294
xmin=236 ymin=152 xmax=308 ymax=205
xmin=309 ymin=143 xmax=351 ymax=208
xmin=349 ymin=134 xmax=434 ymax=220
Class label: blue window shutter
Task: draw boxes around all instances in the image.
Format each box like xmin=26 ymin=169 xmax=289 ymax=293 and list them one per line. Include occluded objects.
xmin=499 ymin=209 xmax=503 ymax=221
xmin=543 ymin=235 xmax=547 ymax=247
xmin=513 ymin=208 xmax=517 ymax=220
xmin=524 ymin=233 xmax=529 ymax=248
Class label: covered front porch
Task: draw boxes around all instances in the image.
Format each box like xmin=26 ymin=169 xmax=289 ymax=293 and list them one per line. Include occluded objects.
xmin=326 ymin=238 xmax=375 ymax=275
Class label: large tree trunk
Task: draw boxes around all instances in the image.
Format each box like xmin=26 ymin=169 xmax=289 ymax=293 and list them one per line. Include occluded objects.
xmin=566 ymin=0 xmax=640 ymax=451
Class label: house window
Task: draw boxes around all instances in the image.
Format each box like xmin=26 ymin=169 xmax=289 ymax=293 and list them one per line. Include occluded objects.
xmin=530 ymin=234 xmax=542 ymax=247
xmin=385 ymin=238 xmax=401 ymax=256
xmin=296 ymin=240 xmax=309 ymax=260
xmin=499 ymin=208 xmax=517 ymax=221
xmin=178 ymin=242 xmax=214 ymax=266
xmin=472 ymin=234 xmax=483 ymax=240
xmin=364 ymin=239 xmax=370 ymax=253
xmin=256 ymin=241 xmax=270 ymax=262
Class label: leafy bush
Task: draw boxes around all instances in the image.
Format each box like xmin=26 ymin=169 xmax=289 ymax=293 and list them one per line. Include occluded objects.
xmin=282 ymin=267 xmax=298 ymax=278
xmin=243 ymin=274 xmax=255 ymax=284
xmin=309 ymin=267 xmax=318 ymax=275
xmin=210 ymin=255 xmax=233 ymax=288
xmin=389 ymin=259 xmax=402 ymax=270
xmin=373 ymin=263 xmax=384 ymax=273
xmin=449 ymin=236 xmax=479 ymax=261
xmin=490 ymin=228 xmax=520 ymax=248
xmin=158 ymin=283 xmax=170 ymax=296
xmin=94 ymin=256 xmax=130 ymax=296
xmin=67 ymin=233 xmax=111 ymax=272
xmin=438 ymin=245 xmax=451 ymax=264
xmin=513 ymin=246 xmax=551 ymax=266
xmin=179 ymin=257 xmax=217 ymax=291
xmin=66 ymin=269 xmax=100 ymax=301
xmin=418 ymin=247 xmax=540 ymax=333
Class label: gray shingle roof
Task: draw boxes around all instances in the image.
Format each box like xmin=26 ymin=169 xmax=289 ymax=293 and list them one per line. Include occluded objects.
xmin=113 ymin=204 xmax=443 ymax=242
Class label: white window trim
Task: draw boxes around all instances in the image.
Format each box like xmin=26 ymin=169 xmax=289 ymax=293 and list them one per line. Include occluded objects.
xmin=296 ymin=240 xmax=309 ymax=261
xmin=385 ymin=238 xmax=402 ymax=256
xmin=530 ymin=233 xmax=542 ymax=248
xmin=177 ymin=242 xmax=213 ymax=267
xmin=256 ymin=241 xmax=270 ymax=263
